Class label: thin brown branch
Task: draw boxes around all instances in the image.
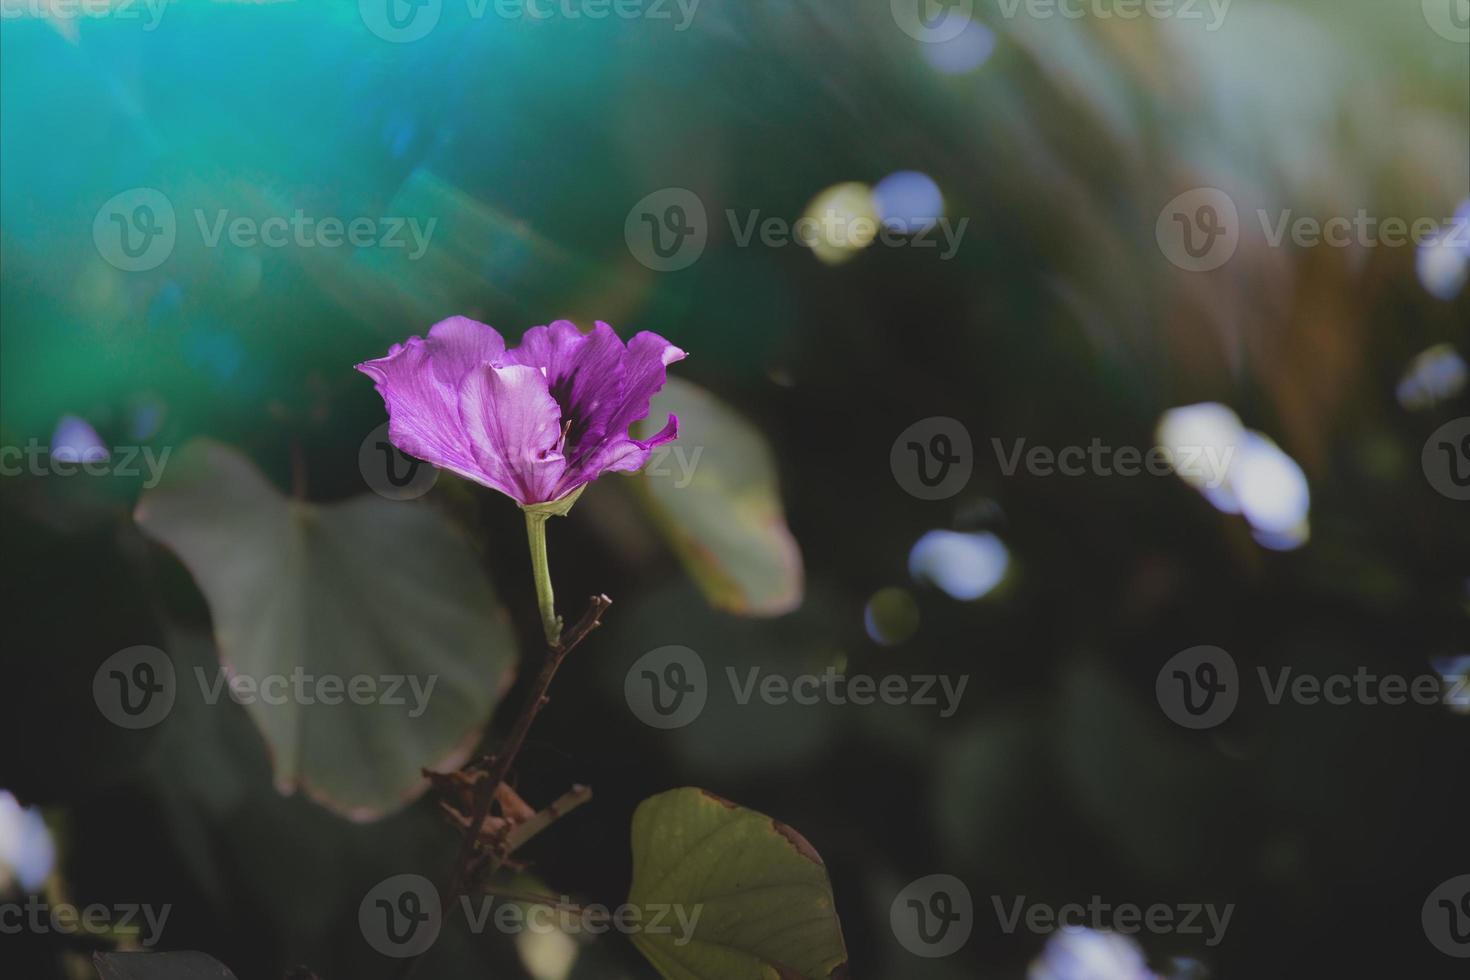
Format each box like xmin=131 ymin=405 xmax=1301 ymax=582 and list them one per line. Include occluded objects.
xmin=394 ymin=594 xmax=610 ymax=980
xmin=444 ymin=593 xmax=611 ymax=901
xmin=502 ymin=784 xmax=592 ymax=856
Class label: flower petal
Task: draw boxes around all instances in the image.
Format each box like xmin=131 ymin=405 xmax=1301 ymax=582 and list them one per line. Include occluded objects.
xmin=422 ymin=316 xmax=507 ymax=384
xmin=552 ymin=413 xmax=679 ymax=498
xmin=509 ymin=320 xmax=628 ymax=451
xmin=356 ymin=317 xmax=513 ymax=491
xmin=356 ymin=338 xmax=484 ymax=480
xmin=604 ymin=328 xmax=688 ymax=438
xmin=457 ymin=363 xmax=567 ymax=505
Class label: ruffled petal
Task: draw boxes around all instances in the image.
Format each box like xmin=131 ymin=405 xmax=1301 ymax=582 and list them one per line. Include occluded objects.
xmin=553 ymin=413 xmax=679 ymax=498
xmin=603 ymin=328 xmax=688 ymax=438
xmin=457 ymin=363 xmax=567 ymax=505
xmin=356 ymin=338 xmax=484 ymax=480
xmin=508 ymin=320 xmax=627 ymax=451
xmin=422 ymin=316 xmax=507 ymax=384
xmin=359 ymin=317 xmax=684 ymax=505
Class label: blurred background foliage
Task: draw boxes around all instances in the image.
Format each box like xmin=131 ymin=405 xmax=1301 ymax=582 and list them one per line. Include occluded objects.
xmin=2 ymin=0 xmax=1468 ymax=978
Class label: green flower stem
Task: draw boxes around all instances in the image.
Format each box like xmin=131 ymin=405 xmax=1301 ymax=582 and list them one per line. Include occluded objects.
xmin=520 ymin=484 xmax=585 ymax=649
xmin=525 ymin=509 xmax=561 ymax=647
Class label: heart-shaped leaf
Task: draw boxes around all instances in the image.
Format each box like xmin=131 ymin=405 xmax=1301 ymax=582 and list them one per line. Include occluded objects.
xmin=627 ymin=787 xmax=847 ymax=979
xmin=94 ymin=951 xmax=238 ymax=980
xmin=134 ymin=440 xmax=516 ymax=820
xmin=633 ymin=379 xmax=803 ymax=616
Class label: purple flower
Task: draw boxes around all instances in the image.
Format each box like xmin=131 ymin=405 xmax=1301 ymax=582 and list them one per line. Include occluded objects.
xmin=358 ymin=317 xmax=686 ymax=506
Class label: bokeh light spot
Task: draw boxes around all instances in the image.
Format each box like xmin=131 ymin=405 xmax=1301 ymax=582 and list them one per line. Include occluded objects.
xmin=50 ymin=414 xmax=108 ymax=464
xmin=1418 ymin=198 xmax=1470 ymax=300
xmin=874 ymin=171 xmax=944 ymax=235
xmin=864 ymin=587 xmax=921 ymax=645
xmin=909 ymin=530 xmax=1009 ymax=601
xmin=1029 ymin=928 xmax=1154 ymax=980
xmin=1233 ymin=432 xmax=1310 ymax=539
xmin=1157 ymin=404 xmax=1310 ymax=549
xmin=1417 ymin=231 xmax=1469 ymax=301
xmin=921 ymin=18 xmax=998 ymax=76
xmin=798 ymin=182 xmax=879 ymax=266
xmin=1432 ymin=654 xmax=1470 ymax=716
xmin=0 ymin=791 xmax=55 ymax=893
xmin=1155 ymin=402 xmax=1246 ymax=512
xmin=516 ymin=926 xmax=578 ymax=980
xmin=1396 ymin=344 xmax=1467 ymax=411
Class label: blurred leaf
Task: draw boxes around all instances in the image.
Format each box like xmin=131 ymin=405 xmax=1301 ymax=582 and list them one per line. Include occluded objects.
xmin=627 ymin=787 xmax=847 ymax=980
xmin=601 ymin=583 xmax=842 ymax=778
xmin=633 ymin=379 xmax=803 ymax=617
xmin=1057 ymin=657 xmax=1242 ymax=880
xmin=94 ymin=951 xmax=238 ymax=980
xmin=133 ymin=440 xmax=516 ymax=820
